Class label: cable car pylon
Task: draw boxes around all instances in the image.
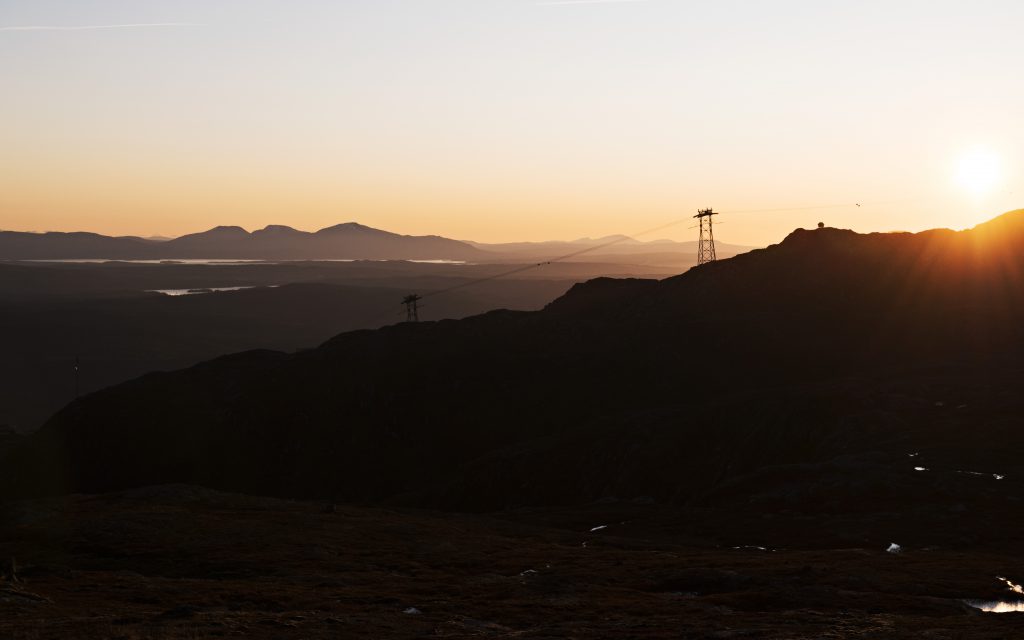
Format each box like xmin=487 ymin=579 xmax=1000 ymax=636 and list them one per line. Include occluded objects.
xmin=402 ymin=294 xmax=422 ymax=322
xmin=694 ymin=208 xmax=718 ymax=264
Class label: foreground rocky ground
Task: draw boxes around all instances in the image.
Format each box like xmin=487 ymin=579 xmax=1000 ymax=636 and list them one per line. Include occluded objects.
xmin=2 ymin=485 xmax=1022 ymax=639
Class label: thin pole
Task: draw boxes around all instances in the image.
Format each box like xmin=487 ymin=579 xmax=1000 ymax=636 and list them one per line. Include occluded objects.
xmin=402 ymin=295 xmax=422 ymax=322
xmin=694 ymin=208 xmax=718 ymax=265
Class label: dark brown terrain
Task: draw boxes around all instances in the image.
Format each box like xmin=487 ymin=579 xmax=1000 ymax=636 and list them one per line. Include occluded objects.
xmin=5 ymin=212 xmax=1024 ymax=637
xmin=0 ymin=258 xmax=683 ymax=432
xmin=2 ymin=486 xmax=1023 ymax=639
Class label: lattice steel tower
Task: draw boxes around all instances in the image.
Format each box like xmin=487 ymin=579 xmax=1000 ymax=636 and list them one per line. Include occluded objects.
xmin=694 ymin=208 xmax=718 ymax=265
xmin=402 ymin=294 xmax=422 ymax=322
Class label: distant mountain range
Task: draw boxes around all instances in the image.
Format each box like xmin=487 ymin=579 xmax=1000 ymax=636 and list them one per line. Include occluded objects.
xmin=0 ymin=223 xmax=485 ymax=261
xmin=0 ymin=223 xmax=755 ymax=265
xmin=10 ymin=210 xmax=1024 ymax=508
xmin=471 ymin=236 xmax=753 ymax=264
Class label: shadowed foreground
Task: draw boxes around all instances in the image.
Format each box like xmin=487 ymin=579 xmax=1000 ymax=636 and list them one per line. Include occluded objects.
xmin=1 ymin=486 xmax=1022 ymax=639
xmin=7 ymin=213 xmax=1024 ymax=637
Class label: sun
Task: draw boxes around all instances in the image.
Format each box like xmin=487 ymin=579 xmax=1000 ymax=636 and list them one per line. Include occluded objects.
xmin=954 ymin=148 xmax=1002 ymax=196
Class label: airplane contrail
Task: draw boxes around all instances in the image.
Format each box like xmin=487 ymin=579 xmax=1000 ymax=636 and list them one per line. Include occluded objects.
xmin=0 ymin=23 xmax=206 ymax=32
xmin=537 ymin=0 xmax=648 ymax=5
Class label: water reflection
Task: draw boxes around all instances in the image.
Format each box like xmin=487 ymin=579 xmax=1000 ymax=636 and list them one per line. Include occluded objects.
xmin=25 ymin=259 xmax=267 ymax=265
xmin=964 ymin=576 xmax=1024 ymax=612
xmin=147 ymin=286 xmax=258 ymax=296
xmin=20 ymin=258 xmax=467 ymax=265
xmin=957 ymin=470 xmax=1006 ymax=480
xmin=965 ymin=600 xmax=1024 ymax=613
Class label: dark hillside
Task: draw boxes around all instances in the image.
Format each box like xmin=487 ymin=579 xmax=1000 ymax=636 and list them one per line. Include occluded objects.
xmin=7 ymin=211 xmax=1024 ymax=518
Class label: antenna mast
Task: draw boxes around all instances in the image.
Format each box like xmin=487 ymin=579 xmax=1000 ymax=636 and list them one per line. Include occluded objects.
xmin=694 ymin=208 xmax=718 ymax=265
xmin=402 ymin=294 xmax=422 ymax=322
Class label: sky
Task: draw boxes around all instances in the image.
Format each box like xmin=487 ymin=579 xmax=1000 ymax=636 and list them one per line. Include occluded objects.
xmin=1 ymin=0 xmax=1022 ymax=246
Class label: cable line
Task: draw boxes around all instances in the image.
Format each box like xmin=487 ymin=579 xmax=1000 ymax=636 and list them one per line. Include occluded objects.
xmin=351 ymin=200 xmax=869 ymax=324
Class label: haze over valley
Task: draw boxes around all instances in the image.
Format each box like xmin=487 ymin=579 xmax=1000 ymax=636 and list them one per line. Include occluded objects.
xmin=3 ymin=0 xmax=1023 ymax=637
xmin=0 ymin=220 xmax=752 ymax=432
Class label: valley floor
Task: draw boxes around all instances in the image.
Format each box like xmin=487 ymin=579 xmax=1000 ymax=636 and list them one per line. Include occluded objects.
xmin=1 ymin=486 xmax=1021 ymax=639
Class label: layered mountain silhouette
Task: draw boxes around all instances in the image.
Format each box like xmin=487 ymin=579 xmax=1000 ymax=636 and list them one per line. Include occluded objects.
xmin=1 ymin=223 xmax=755 ymax=266
xmin=0 ymin=231 xmax=164 ymax=260
xmin=8 ymin=211 xmax=1024 ymax=512
xmin=0 ymin=223 xmax=486 ymax=261
xmin=470 ymin=236 xmax=754 ymax=264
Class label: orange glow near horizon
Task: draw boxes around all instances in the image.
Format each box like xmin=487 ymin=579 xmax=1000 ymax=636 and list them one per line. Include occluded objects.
xmin=1 ymin=2 xmax=1022 ymax=245
xmin=2 ymin=165 xmax=1018 ymax=246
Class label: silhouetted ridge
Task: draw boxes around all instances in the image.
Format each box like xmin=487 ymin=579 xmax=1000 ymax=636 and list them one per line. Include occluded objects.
xmin=252 ymin=225 xmax=302 ymax=235
xmin=7 ymin=210 xmax=1024 ymax=510
xmin=207 ymin=225 xmax=249 ymax=235
xmin=971 ymin=207 xmax=1024 ymax=232
xmin=0 ymin=222 xmax=487 ymax=260
xmin=544 ymin=277 xmax=660 ymax=314
xmin=0 ymin=230 xmax=159 ymax=260
xmin=316 ymin=222 xmax=387 ymax=235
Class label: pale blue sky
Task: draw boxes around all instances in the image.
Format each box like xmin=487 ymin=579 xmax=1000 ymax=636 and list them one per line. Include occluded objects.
xmin=1 ymin=0 xmax=1022 ymax=243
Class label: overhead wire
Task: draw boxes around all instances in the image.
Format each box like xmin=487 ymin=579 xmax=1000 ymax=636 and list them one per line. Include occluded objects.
xmin=422 ymin=201 xmax=865 ymax=299
xmin=423 ymin=214 xmax=718 ymax=299
xmin=352 ymin=200 xmax=868 ymax=324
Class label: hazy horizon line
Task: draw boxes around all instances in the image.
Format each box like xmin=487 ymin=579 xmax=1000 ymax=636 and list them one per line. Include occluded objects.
xmin=0 ymin=23 xmax=207 ymax=33
xmin=2 ymin=222 xmax=759 ymax=247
